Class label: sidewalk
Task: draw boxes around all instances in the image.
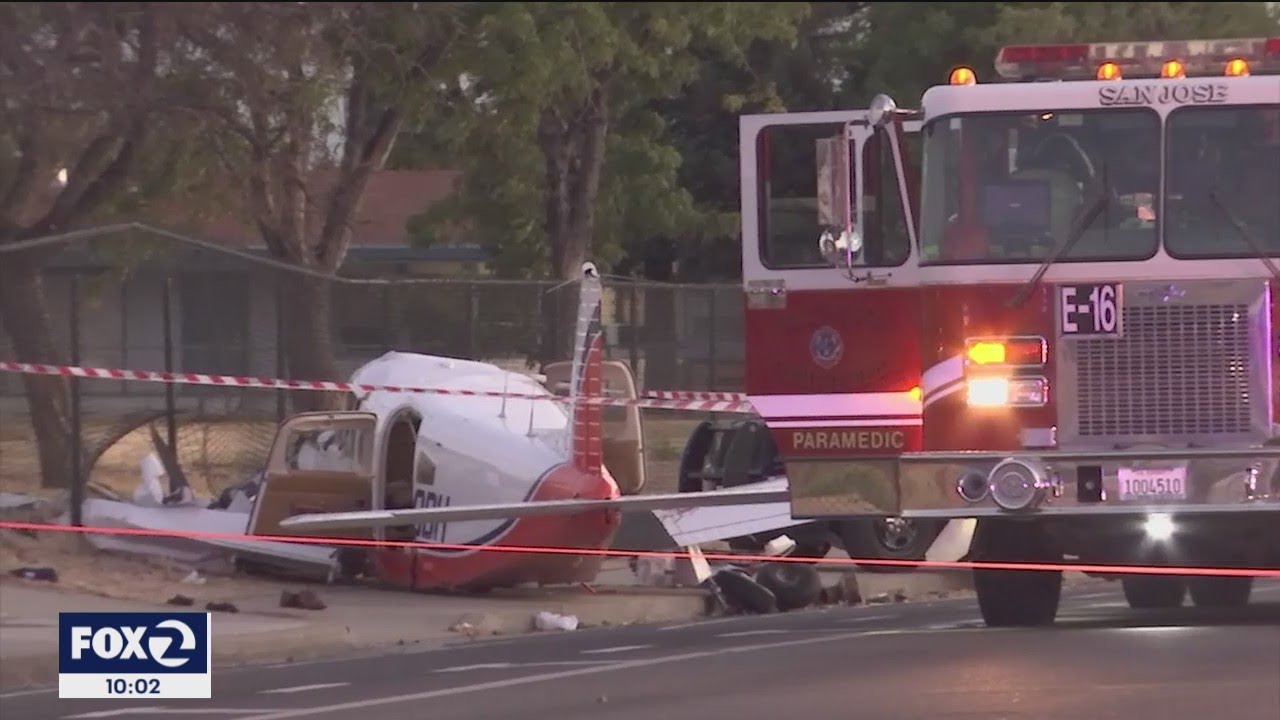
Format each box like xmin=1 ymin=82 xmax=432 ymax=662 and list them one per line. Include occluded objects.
xmin=0 ymin=572 xmax=710 ymax=691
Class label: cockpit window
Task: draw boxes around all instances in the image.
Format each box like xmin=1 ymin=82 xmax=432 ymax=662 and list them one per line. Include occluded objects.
xmin=918 ymin=108 xmax=1160 ymax=265
xmin=1164 ymin=104 xmax=1280 ymax=258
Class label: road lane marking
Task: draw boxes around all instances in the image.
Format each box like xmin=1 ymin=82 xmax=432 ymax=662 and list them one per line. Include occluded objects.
xmin=717 ymin=629 xmax=788 ymax=638
xmin=259 ymin=683 xmax=349 ymax=695
xmin=66 ymin=710 xmax=277 ymax=718
xmin=834 ymin=613 xmax=897 ymax=624
xmin=581 ymin=644 xmax=652 ymax=655
xmin=225 ymin=628 xmax=950 ymax=720
xmin=433 ymin=661 xmax=610 ymax=673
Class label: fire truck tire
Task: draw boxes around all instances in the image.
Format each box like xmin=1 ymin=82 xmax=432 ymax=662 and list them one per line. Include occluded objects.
xmin=839 ymin=517 xmax=945 ymax=572
xmin=1120 ymin=575 xmax=1186 ymax=609
xmin=713 ymin=568 xmax=779 ymax=615
xmin=972 ymin=521 xmax=1062 ymax=627
xmin=1187 ymin=576 xmax=1253 ymax=608
xmin=754 ymin=562 xmax=823 ymax=611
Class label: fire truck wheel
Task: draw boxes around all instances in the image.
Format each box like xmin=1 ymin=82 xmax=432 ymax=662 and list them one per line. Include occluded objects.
xmin=972 ymin=521 xmax=1062 ymax=627
xmin=754 ymin=562 xmax=823 ymax=612
xmin=839 ymin=517 xmax=945 ymax=572
xmin=1187 ymin=576 xmax=1253 ymax=608
xmin=1120 ymin=575 xmax=1186 ymax=609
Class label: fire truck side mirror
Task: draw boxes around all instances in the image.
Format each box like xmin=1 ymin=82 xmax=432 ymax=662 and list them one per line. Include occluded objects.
xmin=815 ymin=131 xmax=863 ymax=268
xmin=818 ymin=227 xmax=863 ymax=268
xmin=869 ymin=94 xmax=898 ymax=128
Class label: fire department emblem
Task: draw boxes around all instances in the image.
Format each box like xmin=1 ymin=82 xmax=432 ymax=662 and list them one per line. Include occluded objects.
xmin=809 ymin=326 xmax=844 ymax=369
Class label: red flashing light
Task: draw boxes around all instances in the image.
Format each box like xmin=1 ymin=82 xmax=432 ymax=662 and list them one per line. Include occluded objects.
xmin=996 ymin=38 xmax=1280 ymax=80
xmin=999 ymin=44 xmax=1090 ymax=65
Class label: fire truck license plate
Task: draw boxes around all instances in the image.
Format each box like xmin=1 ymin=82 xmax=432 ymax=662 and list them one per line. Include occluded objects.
xmin=1117 ymin=467 xmax=1188 ymax=502
xmin=1059 ymin=282 xmax=1122 ymax=336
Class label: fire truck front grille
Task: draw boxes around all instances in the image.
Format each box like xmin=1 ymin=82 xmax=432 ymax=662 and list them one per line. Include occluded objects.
xmin=1061 ymin=279 xmax=1270 ymax=444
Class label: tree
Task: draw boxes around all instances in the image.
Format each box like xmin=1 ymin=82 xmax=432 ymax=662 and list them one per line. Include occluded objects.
xmin=399 ymin=2 xmax=809 ymax=359
xmin=174 ymin=2 xmax=466 ymax=409
xmin=0 ymin=3 xmax=180 ymax=487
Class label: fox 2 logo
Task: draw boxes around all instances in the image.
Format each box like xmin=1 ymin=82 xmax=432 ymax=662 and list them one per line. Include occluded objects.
xmin=60 ymin=613 xmax=210 ymax=675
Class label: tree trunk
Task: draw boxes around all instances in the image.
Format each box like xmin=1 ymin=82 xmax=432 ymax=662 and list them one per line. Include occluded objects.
xmin=535 ymin=90 xmax=610 ymax=366
xmin=279 ymin=271 xmax=343 ymax=412
xmin=0 ymin=257 xmax=74 ymax=488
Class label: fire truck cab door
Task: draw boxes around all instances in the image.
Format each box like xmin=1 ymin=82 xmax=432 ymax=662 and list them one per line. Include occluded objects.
xmin=740 ymin=109 xmax=924 ymax=474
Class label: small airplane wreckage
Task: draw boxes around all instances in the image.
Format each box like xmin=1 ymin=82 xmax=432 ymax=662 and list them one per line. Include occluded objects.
xmin=64 ymin=263 xmax=958 ymax=617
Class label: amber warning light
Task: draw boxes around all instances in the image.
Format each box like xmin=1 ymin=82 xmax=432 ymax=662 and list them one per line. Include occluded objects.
xmin=994 ymin=37 xmax=1280 ymax=80
xmin=965 ymin=337 xmax=1047 ymax=367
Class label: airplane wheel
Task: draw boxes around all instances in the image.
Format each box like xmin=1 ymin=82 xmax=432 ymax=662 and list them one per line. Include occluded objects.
xmin=1121 ymin=576 xmax=1186 ymax=609
xmin=972 ymin=520 xmax=1062 ymax=627
xmin=713 ymin=568 xmax=778 ymax=614
xmin=754 ymin=562 xmax=822 ymax=612
xmin=1187 ymin=576 xmax=1252 ymax=608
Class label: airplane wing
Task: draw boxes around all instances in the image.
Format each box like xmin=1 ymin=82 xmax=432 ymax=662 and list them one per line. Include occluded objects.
xmin=275 ymin=483 xmax=792 ymax=533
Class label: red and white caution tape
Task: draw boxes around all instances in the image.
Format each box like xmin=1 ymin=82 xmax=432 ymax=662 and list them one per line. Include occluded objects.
xmin=642 ymin=390 xmax=749 ymax=402
xmin=0 ymin=361 xmax=757 ymax=414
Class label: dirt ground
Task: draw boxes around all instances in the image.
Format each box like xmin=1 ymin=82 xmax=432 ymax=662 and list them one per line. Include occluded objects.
xmin=0 ymin=524 xmax=301 ymax=607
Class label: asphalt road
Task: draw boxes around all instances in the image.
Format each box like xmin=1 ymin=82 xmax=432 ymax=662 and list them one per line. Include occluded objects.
xmin=8 ymin=580 xmax=1280 ymax=720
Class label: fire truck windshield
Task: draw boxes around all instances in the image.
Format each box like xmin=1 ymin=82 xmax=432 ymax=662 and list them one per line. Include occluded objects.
xmin=1164 ymin=104 xmax=1280 ymax=259
xmin=918 ymin=108 xmax=1160 ymax=266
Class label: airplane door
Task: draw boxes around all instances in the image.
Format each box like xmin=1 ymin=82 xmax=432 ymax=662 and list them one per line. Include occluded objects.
xmin=739 ymin=109 xmax=922 ymax=514
xmin=247 ymin=411 xmax=378 ymax=542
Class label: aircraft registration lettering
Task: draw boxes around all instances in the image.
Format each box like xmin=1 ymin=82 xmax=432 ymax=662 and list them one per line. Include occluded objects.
xmin=412 ymin=488 xmax=452 ymax=543
xmin=791 ymin=429 xmax=905 ymax=451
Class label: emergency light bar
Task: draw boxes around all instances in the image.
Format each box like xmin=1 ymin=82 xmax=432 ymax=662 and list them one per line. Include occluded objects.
xmin=994 ymin=37 xmax=1280 ymax=81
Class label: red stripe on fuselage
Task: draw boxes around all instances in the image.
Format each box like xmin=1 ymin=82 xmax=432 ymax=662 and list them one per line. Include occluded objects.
xmin=373 ymin=463 xmax=619 ymax=591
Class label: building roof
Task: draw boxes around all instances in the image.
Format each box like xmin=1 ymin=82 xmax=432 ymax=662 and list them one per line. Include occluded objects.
xmin=199 ymin=169 xmax=465 ymax=250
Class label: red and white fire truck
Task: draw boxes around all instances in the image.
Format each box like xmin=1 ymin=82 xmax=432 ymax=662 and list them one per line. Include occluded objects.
xmin=740 ymin=37 xmax=1280 ymax=626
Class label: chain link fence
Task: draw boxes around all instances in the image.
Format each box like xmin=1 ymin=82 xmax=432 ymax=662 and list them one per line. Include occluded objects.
xmin=0 ymin=229 xmax=747 ymax=512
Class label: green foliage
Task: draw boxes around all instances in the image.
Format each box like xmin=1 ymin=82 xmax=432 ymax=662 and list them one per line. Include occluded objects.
xmin=397 ymin=1 xmax=809 ymax=279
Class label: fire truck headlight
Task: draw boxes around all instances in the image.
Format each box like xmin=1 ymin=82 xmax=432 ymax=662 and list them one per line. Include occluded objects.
xmin=966 ymin=377 xmax=1048 ymax=408
xmin=1143 ymin=513 xmax=1176 ymax=542
xmin=966 ymin=378 xmax=1009 ymax=407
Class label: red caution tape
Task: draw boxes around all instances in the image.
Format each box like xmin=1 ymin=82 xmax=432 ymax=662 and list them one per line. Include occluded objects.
xmin=2 ymin=521 xmax=1277 ymax=579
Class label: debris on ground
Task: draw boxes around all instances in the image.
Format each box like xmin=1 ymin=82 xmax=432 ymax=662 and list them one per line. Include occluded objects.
xmin=712 ymin=568 xmax=777 ymax=614
xmin=280 ymin=589 xmax=326 ymax=611
xmin=533 ymin=611 xmax=579 ymax=631
xmin=753 ymin=562 xmax=822 ymax=612
xmin=205 ymin=601 xmax=239 ymax=613
xmin=8 ymin=566 xmax=57 ymax=583
xmin=166 ymin=594 xmax=195 ymax=606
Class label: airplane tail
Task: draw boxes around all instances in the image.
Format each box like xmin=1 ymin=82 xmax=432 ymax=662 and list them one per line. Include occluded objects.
xmin=566 ymin=262 xmax=605 ymax=476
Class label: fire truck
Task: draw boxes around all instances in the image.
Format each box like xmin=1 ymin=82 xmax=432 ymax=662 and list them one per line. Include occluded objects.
xmin=740 ymin=37 xmax=1280 ymax=627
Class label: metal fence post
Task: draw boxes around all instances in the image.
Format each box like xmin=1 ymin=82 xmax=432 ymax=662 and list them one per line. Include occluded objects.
xmin=275 ymin=279 xmax=287 ymax=422
xmin=707 ymin=287 xmax=717 ymax=391
xmin=68 ymin=272 xmax=83 ymax=527
xmin=629 ymin=283 xmax=640 ymax=390
xmin=161 ymin=275 xmax=177 ymax=456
